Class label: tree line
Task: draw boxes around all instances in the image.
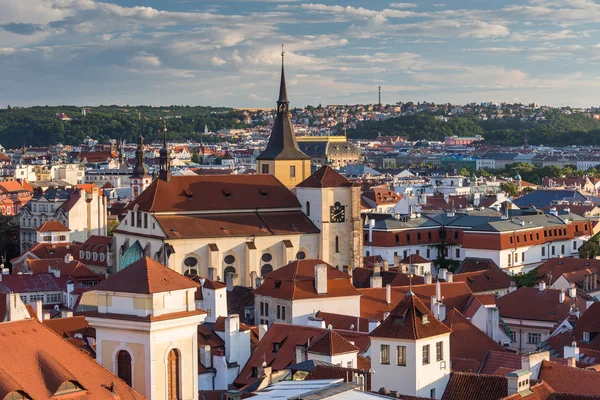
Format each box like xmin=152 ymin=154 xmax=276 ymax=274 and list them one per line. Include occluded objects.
xmin=0 ymin=105 xmax=248 ymax=148
xmin=350 ymin=111 xmax=600 ymax=146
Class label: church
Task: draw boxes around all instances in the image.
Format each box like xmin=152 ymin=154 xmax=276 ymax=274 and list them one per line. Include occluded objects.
xmin=113 ymin=51 xmax=363 ymax=287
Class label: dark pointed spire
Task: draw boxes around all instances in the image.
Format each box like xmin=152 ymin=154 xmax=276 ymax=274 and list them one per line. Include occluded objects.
xmin=256 ymin=46 xmax=310 ymax=162
xmin=159 ymin=119 xmax=171 ymax=181
xmin=131 ymin=135 xmax=148 ymax=178
xmin=277 ymin=43 xmax=288 ymax=106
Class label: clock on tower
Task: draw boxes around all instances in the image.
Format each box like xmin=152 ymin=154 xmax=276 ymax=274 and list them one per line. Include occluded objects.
xmin=330 ymin=202 xmax=346 ymax=223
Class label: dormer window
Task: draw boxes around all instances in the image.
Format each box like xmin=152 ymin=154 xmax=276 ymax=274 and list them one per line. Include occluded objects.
xmin=54 ymin=381 xmax=84 ymax=396
xmin=584 ymin=332 xmax=591 ymax=342
xmin=4 ymin=391 xmax=31 ymax=400
xmin=422 ymin=315 xmax=429 ymax=324
xmin=273 ymin=342 xmax=280 ymax=353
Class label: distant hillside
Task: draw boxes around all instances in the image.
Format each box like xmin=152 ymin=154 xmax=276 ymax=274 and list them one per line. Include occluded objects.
xmin=350 ymin=112 xmax=600 ymax=146
xmin=0 ymin=105 xmax=244 ymax=148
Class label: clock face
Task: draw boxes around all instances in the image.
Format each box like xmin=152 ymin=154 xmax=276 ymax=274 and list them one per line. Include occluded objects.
xmin=330 ymin=202 xmax=346 ymax=223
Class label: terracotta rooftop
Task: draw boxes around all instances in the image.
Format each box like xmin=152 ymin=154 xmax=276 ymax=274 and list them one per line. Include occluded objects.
xmin=315 ymin=311 xmax=371 ymax=333
xmin=453 ymin=267 xmax=512 ymax=294
xmin=369 ymin=291 xmax=452 ymax=340
xmin=128 ymin=174 xmax=301 ymax=213
xmin=254 ymin=259 xmax=361 ymax=301
xmin=441 ymin=372 xmax=508 ymax=400
xmin=93 ymin=256 xmax=199 ymax=294
xmin=296 ymin=166 xmax=354 ymax=188
xmin=444 ymin=308 xmax=506 ymax=371
xmin=399 ymin=254 xmax=431 ymax=264
xmin=36 ymin=221 xmax=70 ymax=233
xmin=0 ymin=318 xmax=144 ymax=399
xmin=538 ymin=360 xmax=600 ymax=396
xmin=478 ymin=351 xmax=522 ymax=375
xmin=307 ymin=330 xmax=359 ymax=356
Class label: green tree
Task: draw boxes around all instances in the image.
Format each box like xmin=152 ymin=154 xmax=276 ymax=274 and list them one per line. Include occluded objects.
xmin=500 ymin=181 xmax=519 ymax=197
xmin=0 ymin=216 xmax=20 ymax=270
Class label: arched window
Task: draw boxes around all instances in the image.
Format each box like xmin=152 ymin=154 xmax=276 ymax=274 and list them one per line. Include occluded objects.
xmin=167 ymin=349 xmax=180 ymax=400
xmin=306 ymin=201 xmax=311 ymax=216
xmin=261 ymin=264 xmax=273 ymax=276
xmin=117 ymin=350 xmax=132 ymax=387
xmin=224 ymin=266 xmax=236 ymax=288
xmin=335 ymin=236 xmax=340 ymax=253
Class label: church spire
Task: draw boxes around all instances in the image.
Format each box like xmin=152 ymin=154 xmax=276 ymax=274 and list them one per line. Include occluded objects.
xmin=131 ymin=135 xmax=148 ymax=179
xmin=255 ymin=46 xmax=310 ymax=163
xmin=159 ymin=119 xmax=171 ymax=181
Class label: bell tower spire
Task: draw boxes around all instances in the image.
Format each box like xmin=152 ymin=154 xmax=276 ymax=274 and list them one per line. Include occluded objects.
xmin=255 ymin=45 xmax=311 ymax=188
xmin=159 ymin=119 xmax=171 ymax=182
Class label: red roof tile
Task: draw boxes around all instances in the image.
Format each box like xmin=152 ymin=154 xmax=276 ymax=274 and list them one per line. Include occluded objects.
xmin=36 ymin=221 xmax=70 ymax=232
xmin=93 ymin=257 xmax=199 ymax=294
xmin=399 ymin=254 xmax=431 ymax=264
xmin=315 ymin=311 xmax=371 ymax=333
xmin=441 ymin=372 xmax=508 ymax=400
xmin=369 ymin=292 xmax=451 ymax=340
xmin=0 ymin=318 xmax=144 ymax=399
xmin=129 ymin=174 xmax=300 ymax=212
xmin=254 ymin=260 xmax=361 ymax=301
xmin=453 ymin=267 xmax=511 ymax=294
xmin=478 ymin=351 xmax=522 ymax=375
xmin=538 ymin=360 xmax=600 ymax=396
xmin=308 ymin=330 xmax=359 ymax=355
xmin=296 ymin=166 xmax=354 ymax=188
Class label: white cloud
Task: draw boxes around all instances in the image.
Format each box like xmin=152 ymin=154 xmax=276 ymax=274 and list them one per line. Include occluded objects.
xmin=389 ymin=3 xmax=418 ymax=8
xmin=131 ymin=51 xmax=160 ymax=67
xmin=0 ymin=47 xmax=16 ymax=54
xmin=210 ymin=56 xmax=226 ymax=66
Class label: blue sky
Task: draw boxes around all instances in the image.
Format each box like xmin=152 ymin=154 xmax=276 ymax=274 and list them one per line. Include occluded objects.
xmin=2 ymin=0 xmax=600 ymax=108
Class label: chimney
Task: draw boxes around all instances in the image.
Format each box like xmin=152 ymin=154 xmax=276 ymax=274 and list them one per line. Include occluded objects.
xmin=383 ymin=260 xmax=389 ymax=272
xmin=61 ymin=310 xmax=73 ymax=318
xmin=64 ymin=253 xmax=74 ymax=263
xmin=33 ymin=300 xmax=43 ymax=320
xmin=593 ymin=272 xmax=598 ymax=290
xmin=368 ymin=219 xmax=375 ymax=243
xmin=436 ymin=279 xmax=442 ymax=301
xmin=486 ymin=307 xmax=500 ymax=342
xmin=307 ymin=317 xmax=326 ymax=329
xmin=258 ymin=324 xmax=268 ymax=341
xmin=199 ymin=345 xmax=212 ymax=368
xmin=509 ymin=280 xmax=517 ymax=293
xmin=51 ymin=267 xmax=60 ymax=278
xmin=564 ymin=341 xmax=580 ymax=360
xmin=424 ymin=272 xmax=433 ymax=284
xmin=295 ymin=345 xmax=306 ymax=363
xmin=539 ymin=281 xmax=546 ymax=291
xmin=584 ymin=274 xmax=590 ymax=292
xmin=383 ymin=312 xmax=390 ymax=321
xmin=432 ymin=300 xmax=446 ymax=322
xmin=521 ymin=351 xmax=550 ymax=380
xmin=224 ymin=314 xmax=240 ymax=363
xmin=568 ymin=283 xmax=577 ymax=298
xmin=506 ymin=370 xmax=532 ymax=397
xmin=368 ymin=318 xmax=380 ymax=333
xmin=373 ymin=264 xmax=381 ymax=276
xmin=438 ymin=268 xmax=447 ymax=281
xmin=567 ymin=357 xmax=577 ymax=368
xmin=315 ymin=264 xmax=328 ymax=295
xmin=385 ymin=284 xmax=391 ymax=305
xmin=370 ymin=275 xmax=382 ymax=288
xmin=559 ymin=290 xmax=565 ymax=303
xmin=446 ymin=271 xmax=453 ymax=283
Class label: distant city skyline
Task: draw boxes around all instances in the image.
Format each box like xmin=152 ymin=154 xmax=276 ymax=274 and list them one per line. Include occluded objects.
xmin=3 ymin=0 xmax=600 ymax=108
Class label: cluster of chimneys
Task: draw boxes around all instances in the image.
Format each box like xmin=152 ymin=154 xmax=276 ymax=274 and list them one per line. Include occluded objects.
xmin=583 ymin=272 xmax=598 ymax=292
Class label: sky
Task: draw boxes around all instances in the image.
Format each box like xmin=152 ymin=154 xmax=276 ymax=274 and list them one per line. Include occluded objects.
xmin=2 ymin=0 xmax=600 ymax=108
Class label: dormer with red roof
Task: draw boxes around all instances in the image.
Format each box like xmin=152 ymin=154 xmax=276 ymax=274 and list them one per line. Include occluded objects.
xmin=307 ymin=329 xmax=360 ymax=368
xmin=36 ymin=221 xmax=70 ymax=244
xmin=369 ymin=291 xmax=452 ymax=398
xmin=86 ymin=257 xmax=205 ymax=400
xmin=295 ymin=166 xmax=363 ymax=270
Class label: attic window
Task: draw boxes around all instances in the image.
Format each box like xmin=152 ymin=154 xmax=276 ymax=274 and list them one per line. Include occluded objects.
xmin=422 ymin=315 xmax=429 ymax=324
xmin=274 ymin=281 xmax=281 ymax=290
xmin=584 ymin=332 xmax=590 ymax=342
xmin=273 ymin=343 xmax=281 ymax=353
xmin=222 ymin=189 xmax=231 ymax=198
xmin=54 ymin=381 xmax=84 ymax=396
xmin=183 ymin=189 xmax=193 ymax=199
xmin=392 ymin=316 xmax=405 ymax=325
xmin=4 ymin=391 xmax=31 ymax=400
xmin=259 ymin=189 xmax=268 ymax=197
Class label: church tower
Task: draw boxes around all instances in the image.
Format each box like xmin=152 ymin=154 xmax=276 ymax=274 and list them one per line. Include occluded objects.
xmin=130 ymin=135 xmax=151 ymax=198
xmin=87 ymin=257 xmax=204 ymax=400
xmin=256 ymin=47 xmax=311 ymax=188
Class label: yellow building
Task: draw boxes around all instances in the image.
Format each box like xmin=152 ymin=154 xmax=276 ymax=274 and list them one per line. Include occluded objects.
xmin=297 ymin=135 xmax=363 ymax=168
xmin=256 ymin=53 xmax=311 ymax=188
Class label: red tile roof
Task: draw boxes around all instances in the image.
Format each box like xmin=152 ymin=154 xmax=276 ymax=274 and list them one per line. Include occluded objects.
xmin=399 ymin=254 xmax=431 ymax=264
xmin=129 ymin=174 xmax=300 ymax=212
xmin=441 ymin=372 xmax=508 ymax=400
xmin=453 ymin=267 xmax=511 ymax=294
xmin=308 ymin=330 xmax=359 ymax=355
xmin=538 ymin=360 xmax=600 ymax=396
xmin=566 ymin=302 xmax=600 ymax=353
xmin=43 ymin=316 xmax=95 ymax=339
xmin=254 ymin=260 xmax=361 ymax=301
xmin=496 ymin=287 xmax=589 ymax=323
xmin=369 ymin=292 xmax=452 ymax=340
xmin=296 ymin=166 xmax=354 ymax=188
xmin=93 ymin=257 xmax=199 ymax=294
xmin=0 ymin=318 xmax=144 ymax=399
xmin=444 ymin=308 xmax=506 ymax=370
xmin=536 ymin=258 xmax=600 ymax=285
xmin=36 ymin=221 xmax=70 ymax=232
xmin=457 ymin=258 xmax=501 ymax=273
xmin=478 ymin=351 xmax=522 ymax=375
xmin=315 ymin=311 xmax=371 ymax=333
xmin=502 ymin=380 xmax=555 ymax=400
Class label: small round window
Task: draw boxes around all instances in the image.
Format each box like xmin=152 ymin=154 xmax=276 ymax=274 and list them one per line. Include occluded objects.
xmin=296 ymin=251 xmax=306 ymax=260
xmin=184 ymin=257 xmax=198 ymax=267
xmin=224 ymin=255 xmax=235 ymax=264
xmin=262 ymin=253 xmax=272 ymax=262
xmin=261 ymin=264 xmax=273 ymax=276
